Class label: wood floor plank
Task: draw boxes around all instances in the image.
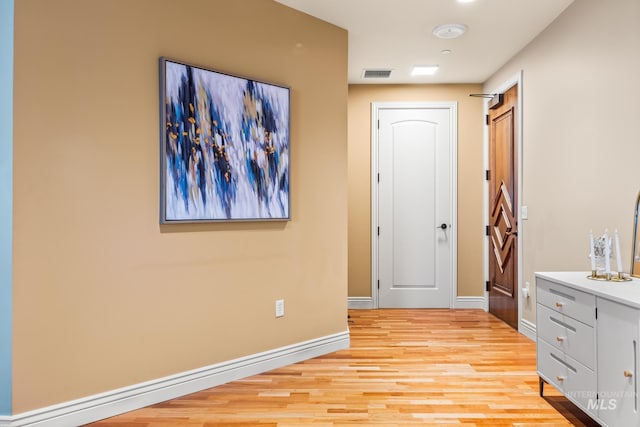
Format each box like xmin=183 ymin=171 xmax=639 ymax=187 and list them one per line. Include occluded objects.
xmin=87 ymin=309 xmax=599 ymax=426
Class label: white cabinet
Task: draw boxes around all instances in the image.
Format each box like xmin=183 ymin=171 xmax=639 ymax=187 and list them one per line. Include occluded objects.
xmin=536 ymin=272 xmax=640 ymax=427
xmin=597 ymin=298 xmax=639 ymax=427
xmin=536 ymin=277 xmax=596 ymax=417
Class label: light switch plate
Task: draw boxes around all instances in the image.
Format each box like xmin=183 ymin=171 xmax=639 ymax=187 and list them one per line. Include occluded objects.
xmin=275 ymin=299 xmax=285 ymax=318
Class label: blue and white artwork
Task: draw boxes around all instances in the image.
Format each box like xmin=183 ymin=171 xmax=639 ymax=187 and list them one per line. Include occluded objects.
xmin=161 ymin=59 xmax=290 ymax=222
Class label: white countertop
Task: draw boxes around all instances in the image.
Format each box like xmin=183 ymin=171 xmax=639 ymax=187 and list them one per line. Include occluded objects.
xmin=536 ymin=271 xmax=640 ymax=309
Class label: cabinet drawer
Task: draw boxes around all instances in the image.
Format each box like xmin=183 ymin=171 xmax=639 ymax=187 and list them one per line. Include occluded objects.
xmin=537 ymin=338 xmax=596 ymax=416
xmin=537 ymin=303 xmax=595 ymax=369
xmin=537 ymin=278 xmax=595 ymax=326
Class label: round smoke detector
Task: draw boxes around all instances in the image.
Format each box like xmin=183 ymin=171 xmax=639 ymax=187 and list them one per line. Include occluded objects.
xmin=432 ymin=23 xmax=467 ymax=39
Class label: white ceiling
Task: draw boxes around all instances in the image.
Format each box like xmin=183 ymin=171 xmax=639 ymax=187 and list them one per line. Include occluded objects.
xmin=274 ymin=0 xmax=574 ymax=84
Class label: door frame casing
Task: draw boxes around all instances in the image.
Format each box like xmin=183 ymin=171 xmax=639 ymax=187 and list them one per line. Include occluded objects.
xmin=483 ymin=72 xmax=528 ymax=336
xmin=371 ymin=102 xmax=458 ymax=309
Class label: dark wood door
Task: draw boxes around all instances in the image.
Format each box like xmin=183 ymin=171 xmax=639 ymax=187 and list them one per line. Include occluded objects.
xmin=488 ymin=84 xmax=518 ymax=329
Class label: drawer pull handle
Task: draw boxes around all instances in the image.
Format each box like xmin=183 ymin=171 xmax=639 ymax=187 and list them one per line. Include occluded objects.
xmin=556 ymin=336 xmax=565 ymax=342
xmin=557 ymin=375 xmax=566 ymax=382
xmin=624 ymin=371 xmax=634 ymax=378
xmin=555 ymin=302 xmax=564 ymax=308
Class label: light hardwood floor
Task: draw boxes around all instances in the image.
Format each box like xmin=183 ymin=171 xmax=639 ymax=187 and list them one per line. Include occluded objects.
xmin=87 ymin=309 xmax=599 ymax=426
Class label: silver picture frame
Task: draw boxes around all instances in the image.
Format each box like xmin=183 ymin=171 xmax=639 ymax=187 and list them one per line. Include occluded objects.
xmin=159 ymin=57 xmax=291 ymax=223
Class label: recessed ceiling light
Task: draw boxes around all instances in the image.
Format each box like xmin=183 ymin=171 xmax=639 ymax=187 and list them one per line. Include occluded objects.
xmin=441 ymin=49 xmax=452 ymax=55
xmin=457 ymin=0 xmax=475 ymax=3
xmin=411 ymin=65 xmax=439 ymax=76
xmin=432 ymin=23 xmax=467 ymax=39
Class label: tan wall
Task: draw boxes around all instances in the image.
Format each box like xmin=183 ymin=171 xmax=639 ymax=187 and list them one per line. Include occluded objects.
xmin=484 ymin=0 xmax=640 ymax=323
xmin=348 ymin=84 xmax=484 ymax=298
xmin=12 ymin=0 xmax=348 ymax=412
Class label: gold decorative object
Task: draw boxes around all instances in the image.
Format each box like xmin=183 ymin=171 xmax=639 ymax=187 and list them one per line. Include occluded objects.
xmin=587 ymin=271 xmax=631 ymax=282
xmin=588 ymin=228 xmax=632 ymax=281
xmin=632 ymin=191 xmax=640 ymax=278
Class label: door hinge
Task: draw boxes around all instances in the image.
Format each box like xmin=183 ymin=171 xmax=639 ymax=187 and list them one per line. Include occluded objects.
xmin=377 ymin=173 xmax=380 ymax=183
xmin=486 ymin=280 xmax=490 ymax=292
xmin=377 ymin=119 xmax=380 ymax=129
xmin=485 ymin=114 xmax=489 ymax=125
xmin=595 ymin=307 xmax=598 ymax=319
xmin=485 ymin=170 xmax=490 ymax=181
xmin=377 ymin=226 xmax=380 ymax=236
xmin=485 ymin=225 xmax=490 ymax=236
xmin=377 ymin=280 xmax=380 ymax=289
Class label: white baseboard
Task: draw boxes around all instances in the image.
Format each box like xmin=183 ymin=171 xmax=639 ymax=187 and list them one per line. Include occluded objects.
xmin=348 ymin=297 xmax=374 ymax=309
xmin=454 ymin=296 xmax=485 ymax=309
xmin=348 ymin=296 xmax=485 ymax=310
xmin=519 ymin=318 xmax=536 ymax=341
xmin=6 ymin=331 xmax=350 ymax=427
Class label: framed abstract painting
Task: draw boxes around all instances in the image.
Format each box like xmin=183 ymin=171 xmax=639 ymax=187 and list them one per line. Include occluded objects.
xmin=159 ymin=57 xmax=290 ymax=223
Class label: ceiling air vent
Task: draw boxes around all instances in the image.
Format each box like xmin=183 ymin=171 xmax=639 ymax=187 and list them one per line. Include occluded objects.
xmin=362 ymin=69 xmax=392 ymax=79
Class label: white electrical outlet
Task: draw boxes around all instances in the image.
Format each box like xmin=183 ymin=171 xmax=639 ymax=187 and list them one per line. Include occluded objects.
xmin=522 ymin=281 xmax=530 ymax=298
xmin=275 ymin=299 xmax=285 ymax=318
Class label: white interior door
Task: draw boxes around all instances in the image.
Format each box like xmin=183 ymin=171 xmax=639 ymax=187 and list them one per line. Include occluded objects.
xmin=376 ymin=106 xmax=453 ymax=308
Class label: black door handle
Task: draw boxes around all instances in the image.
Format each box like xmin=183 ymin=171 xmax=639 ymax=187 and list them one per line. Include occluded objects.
xmin=440 ymin=223 xmax=448 ymax=230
